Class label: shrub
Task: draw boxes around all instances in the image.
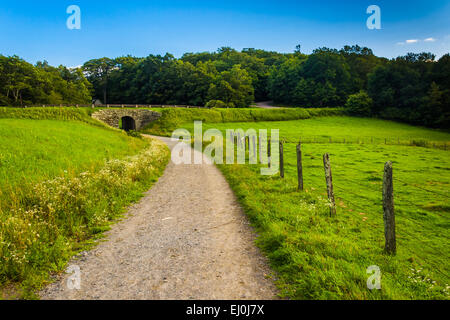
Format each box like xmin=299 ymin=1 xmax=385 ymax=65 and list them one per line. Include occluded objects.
xmin=205 ymin=100 xmax=227 ymax=109
xmin=126 ymin=130 xmax=142 ymax=139
xmin=345 ymin=91 xmax=373 ymax=116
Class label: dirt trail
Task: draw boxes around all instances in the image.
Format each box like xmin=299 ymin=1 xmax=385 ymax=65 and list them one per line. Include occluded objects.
xmin=40 ymin=136 xmax=278 ymax=300
xmin=254 ymin=101 xmax=285 ymax=109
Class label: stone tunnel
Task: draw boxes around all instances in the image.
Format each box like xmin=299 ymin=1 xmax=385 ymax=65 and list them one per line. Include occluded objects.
xmin=92 ymin=109 xmax=161 ymax=131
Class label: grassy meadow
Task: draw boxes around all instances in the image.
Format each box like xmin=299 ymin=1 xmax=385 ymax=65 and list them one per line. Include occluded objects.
xmin=0 ymin=112 xmax=170 ymax=298
xmin=185 ymin=116 xmax=450 ymax=299
xmin=0 ymin=107 xmax=448 ymax=300
xmin=0 ymin=119 xmax=147 ymax=210
xmin=141 ymin=107 xmax=344 ymax=136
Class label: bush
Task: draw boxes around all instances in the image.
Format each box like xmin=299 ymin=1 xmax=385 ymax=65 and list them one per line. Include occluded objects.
xmin=345 ymin=91 xmax=373 ymax=116
xmin=205 ymin=100 xmax=227 ymax=109
xmin=126 ymin=130 xmax=143 ymax=139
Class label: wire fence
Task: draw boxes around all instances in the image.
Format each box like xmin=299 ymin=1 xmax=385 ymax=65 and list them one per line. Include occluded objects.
xmin=284 ymin=137 xmax=449 ymax=151
xmin=265 ymin=138 xmax=450 ymax=281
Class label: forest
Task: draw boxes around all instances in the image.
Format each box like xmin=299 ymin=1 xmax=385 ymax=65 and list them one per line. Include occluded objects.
xmin=0 ymin=45 xmax=449 ymax=128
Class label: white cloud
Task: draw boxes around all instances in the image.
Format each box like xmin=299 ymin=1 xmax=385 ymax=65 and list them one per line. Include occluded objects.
xmin=406 ymin=39 xmax=419 ymax=44
xmin=424 ymin=37 xmax=436 ymax=42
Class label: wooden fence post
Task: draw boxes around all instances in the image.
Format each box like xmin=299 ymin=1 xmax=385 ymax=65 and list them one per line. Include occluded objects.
xmin=323 ymin=153 xmax=336 ymax=216
xmin=297 ymin=142 xmax=303 ymax=191
xmin=268 ymin=138 xmax=271 ymax=168
xmin=279 ymin=140 xmax=284 ymax=178
xmin=383 ymin=161 xmax=396 ymax=254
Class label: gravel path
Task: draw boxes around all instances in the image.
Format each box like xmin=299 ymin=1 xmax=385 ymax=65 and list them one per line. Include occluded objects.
xmin=40 ymin=136 xmax=278 ymax=300
xmin=254 ymin=101 xmax=285 ymax=109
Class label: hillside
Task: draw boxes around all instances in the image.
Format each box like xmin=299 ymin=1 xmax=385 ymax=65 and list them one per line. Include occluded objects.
xmin=0 ymin=111 xmax=170 ymax=298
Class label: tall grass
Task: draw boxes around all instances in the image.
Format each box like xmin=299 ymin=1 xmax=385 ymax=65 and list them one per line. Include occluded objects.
xmin=0 ymin=118 xmax=170 ymax=298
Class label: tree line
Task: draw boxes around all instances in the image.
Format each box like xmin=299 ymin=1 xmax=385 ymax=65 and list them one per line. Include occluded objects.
xmin=0 ymin=56 xmax=91 ymax=106
xmin=0 ymin=46 xmax=448 ymax=128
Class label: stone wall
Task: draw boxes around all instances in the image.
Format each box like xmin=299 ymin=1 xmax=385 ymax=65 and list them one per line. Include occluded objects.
xmin=92 ymin=109 xmax=161 ymax=130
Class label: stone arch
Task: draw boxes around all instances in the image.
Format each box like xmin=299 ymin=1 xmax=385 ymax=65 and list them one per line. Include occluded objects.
xmin=91 ymin=109 xmax=161 ymax=130
xmin=121 ymin=116 xmax=136 ymax=131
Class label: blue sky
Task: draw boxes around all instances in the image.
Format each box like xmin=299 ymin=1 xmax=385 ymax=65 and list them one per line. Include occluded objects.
xmin=0 ymin=0 xmax=449 ymax=66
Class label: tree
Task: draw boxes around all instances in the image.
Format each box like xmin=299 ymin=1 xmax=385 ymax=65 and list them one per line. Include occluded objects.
xmin=345 ymin=91 xmax=373 ymax=116
xmin=207 ymin=65 xmax=254 ymax=108
xmin=82 ymin=58 xmax=116 ymax=104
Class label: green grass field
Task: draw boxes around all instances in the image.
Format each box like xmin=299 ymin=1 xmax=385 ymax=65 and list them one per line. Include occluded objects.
xmin=0 ymin=119 xmax=147 ymax=211
xmin=0 ymin=116 xmax=170 ymax=298
xmin=141 ymin=107 xmax=344 ymax=136
xmin=186 ymin=116 xmax=450 ymax=299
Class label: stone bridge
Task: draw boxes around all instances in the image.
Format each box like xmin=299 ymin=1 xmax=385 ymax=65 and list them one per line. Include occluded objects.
xmin=92 ymin=109 xmax=161 ymax=131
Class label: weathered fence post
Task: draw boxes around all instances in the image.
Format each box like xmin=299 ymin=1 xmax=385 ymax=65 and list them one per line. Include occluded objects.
xmin=297 ymin=142 xmax=303 ymax=191
xmin=279 ymin=140 xmax=284 ymax=178
xmin=268 ymin=138 xmax=271 ymax=168
xmin=383 ymin=161 xmax=396 ymax=255
xmin=323 ymin=153 xmax=336 ymax=216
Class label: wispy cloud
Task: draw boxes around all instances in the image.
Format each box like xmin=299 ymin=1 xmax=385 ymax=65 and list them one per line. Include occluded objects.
xmin=397 ymin=38 xmax=436 ymax=46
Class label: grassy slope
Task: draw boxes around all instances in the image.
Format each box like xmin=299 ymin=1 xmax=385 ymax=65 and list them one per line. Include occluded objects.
xmin=185 ymin=116 xmax=450 ymax=146
xmin=192 ymin=116 xmax=449 ymax=299
xmin=0 ymin=119 xmax=146 ymax=211
xmin=0 ymin=114 xmax=170 ymax=298
xmin=141 ymin=107 xmax=344 ymax=136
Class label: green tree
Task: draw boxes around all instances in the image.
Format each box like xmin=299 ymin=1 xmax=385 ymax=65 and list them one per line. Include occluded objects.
xmin=345 ymin=90 xmax=373 ymax=116
xmin=82 ymin=58 xmax=116 ymax=104
xmin=208 ymin=65 xmax=254 ymax=108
